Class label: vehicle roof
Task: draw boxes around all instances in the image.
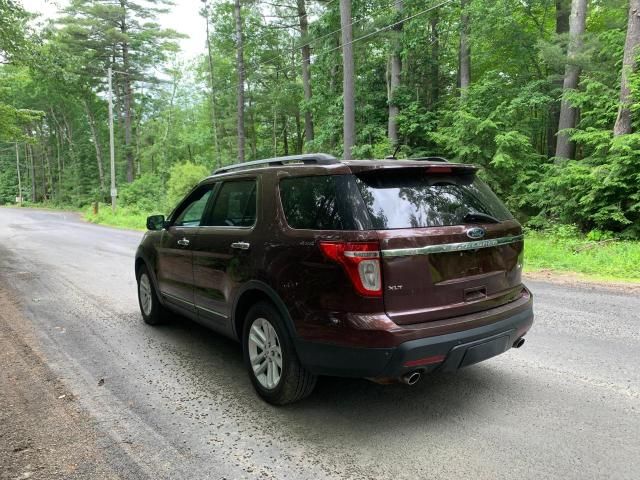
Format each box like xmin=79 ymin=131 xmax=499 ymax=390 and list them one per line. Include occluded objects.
xmin=206 ymin=154 xmax=477 ymax=180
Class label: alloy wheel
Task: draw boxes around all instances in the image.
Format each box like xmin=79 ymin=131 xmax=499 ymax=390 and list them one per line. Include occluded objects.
xmin=139 ymin=273 xmax=153 ymax=316
xmin=248 ymin=317 xmax=283 ymax=389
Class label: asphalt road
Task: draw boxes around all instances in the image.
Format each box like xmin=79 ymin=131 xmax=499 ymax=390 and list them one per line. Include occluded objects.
xmin=0 ymin=207 xmax=638 ymax=480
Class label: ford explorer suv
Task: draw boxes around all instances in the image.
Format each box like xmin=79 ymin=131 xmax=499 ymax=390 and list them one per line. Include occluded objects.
xmin=135 ymin=154 xmax=533 ymax=405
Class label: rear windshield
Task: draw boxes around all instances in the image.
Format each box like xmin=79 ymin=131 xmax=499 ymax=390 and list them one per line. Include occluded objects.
xmin=354 ymin=170 xmax=513 ymax=229
xmin=279 ymin=171 xmax=513 ymax=230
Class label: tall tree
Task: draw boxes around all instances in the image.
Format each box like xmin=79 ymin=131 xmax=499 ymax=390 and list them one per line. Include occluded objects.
xmin=614 ymin=0 xmax=640 ymax=136
xmin=340 ymin=0 xmax=355 ymax=159
xmin=430 ymin=12 xmax=440 ymax=107
xmin=459 ymin=0 xmax=471 ymax=94
xmin=547 ymin=0 xmax=571 ymax=156
xmin=83 ymin=99 xmax=106 ymax=194
xmin=556 ymin=0 xmax=571 ymax=34
xmin=388 ymin=0 xmax=403 ymax=146
xmin=297 ymin=0 xmax=314 ymax=144
xmin=202 ymin=1 xmax=221 ymax=168
xmin=555 ymin=0 xmax=588 ymax=159
xmin=234 ymin=0 xmax=246 ymax=162
xmin=119 ymin=0 xmax=135 ymax=182
xmin=59 ymin=0 xmax=182 ymax=181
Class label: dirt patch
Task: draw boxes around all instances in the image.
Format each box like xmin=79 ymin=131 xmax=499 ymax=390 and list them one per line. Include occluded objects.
xmin=524 ymin=269 xmax=640 ymax=294
xmin=0 ymin=289 xmax=121 ymax=480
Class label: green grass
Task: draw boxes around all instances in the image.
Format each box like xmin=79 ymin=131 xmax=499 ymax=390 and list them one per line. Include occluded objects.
xmin=524 ymin=231 xmax=640 ymax=283
xmin=83 ymin=203 xmax=150 ymax=231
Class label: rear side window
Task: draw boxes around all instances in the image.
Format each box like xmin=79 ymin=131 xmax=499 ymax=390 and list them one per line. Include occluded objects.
xmin=206 ymin=180 xmax=257 ymax=227
xmin=279 ymin=175 xmax=371 ymax=230
xmin=354 ymin=170 xmax=514 ymax=229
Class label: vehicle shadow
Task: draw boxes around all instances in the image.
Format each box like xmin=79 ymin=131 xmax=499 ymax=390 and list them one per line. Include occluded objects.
xmin=160 ymin=313 xmax=524 ymax=437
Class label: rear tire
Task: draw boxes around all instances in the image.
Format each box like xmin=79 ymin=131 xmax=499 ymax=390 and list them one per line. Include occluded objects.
xmin=243 ymin=302 xmax=316 ymax=405
xmin=136 ymin=265 xmax=167 ymax=325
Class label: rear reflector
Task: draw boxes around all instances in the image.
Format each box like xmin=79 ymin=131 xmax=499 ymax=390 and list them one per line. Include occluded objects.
xmin=403 ymin=355 xmax=446 ymax=368
xmin=319 ymin=241 xmax=382 ymax=297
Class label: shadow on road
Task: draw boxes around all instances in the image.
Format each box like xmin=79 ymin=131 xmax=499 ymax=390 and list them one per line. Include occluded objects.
xmin=154 ymin=310 xmax=517 ymax=437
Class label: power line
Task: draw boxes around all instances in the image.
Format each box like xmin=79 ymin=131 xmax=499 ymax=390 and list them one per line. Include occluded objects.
xmin=259 ymin=0 xmax=339 ymax=25
xmin=208 ymin=0 xmax=453 ymax=98
xmin=253 ymin=0 xmax=395 ymax=72
xmin=316 ymin=0 xmax=455 ymax=58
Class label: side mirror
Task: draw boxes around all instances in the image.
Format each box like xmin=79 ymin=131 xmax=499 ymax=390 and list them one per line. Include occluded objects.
xmin=146 ymin=215 xmax=166 ymax=231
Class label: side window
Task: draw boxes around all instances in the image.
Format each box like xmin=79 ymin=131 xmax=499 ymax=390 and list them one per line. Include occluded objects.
xmin=173 ymin=187 xmax=214 ymax=227
xmin=205 ymin=180 xmax=257 ymax=227
xmin=279 ymin=175 xmax=371 ymax=230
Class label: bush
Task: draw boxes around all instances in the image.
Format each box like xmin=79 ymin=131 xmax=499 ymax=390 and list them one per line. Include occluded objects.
xmin=118 ymin=173 xmax=165 ymax=213
xmin=166 ymin=162 xmax=209 ymax=208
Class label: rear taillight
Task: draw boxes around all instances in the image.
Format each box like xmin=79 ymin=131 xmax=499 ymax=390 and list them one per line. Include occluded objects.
xmin=318 ymin=241 xmax=382 ymax=297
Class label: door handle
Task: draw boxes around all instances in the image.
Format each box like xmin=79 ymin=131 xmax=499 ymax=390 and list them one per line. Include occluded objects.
xmin=177 ymin=237 xmax=190 ymax=247
xmin=230 ymin=241 xmax=250 ymax=250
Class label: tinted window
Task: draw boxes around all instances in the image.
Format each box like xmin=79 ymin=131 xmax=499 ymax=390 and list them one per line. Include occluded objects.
xmin=206 ymin=180 xmax=257 ymax=227
xmin=173 ymin=187 xmax=213 ymax=227
xmin=355 ymin=171 xmax=513 ymax=229
xmin=279 ymin=175 xmax=371 ymax=230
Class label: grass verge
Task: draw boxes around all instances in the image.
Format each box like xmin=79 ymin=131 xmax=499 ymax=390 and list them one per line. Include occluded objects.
xmin=524 ymin=232 xmax=640 ymax=283
xmin=83 ymin=203 xmax=150 ymax=231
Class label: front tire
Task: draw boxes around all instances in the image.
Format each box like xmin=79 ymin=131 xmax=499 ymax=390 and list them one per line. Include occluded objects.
xmin=136 ymin=265 xmax=167 ymax=325
xmin=243 ymin=302 xmax=316 ymax=405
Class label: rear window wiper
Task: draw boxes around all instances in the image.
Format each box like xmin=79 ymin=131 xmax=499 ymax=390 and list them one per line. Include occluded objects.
xmin=463 ymin=212 xmax=500 ymax=224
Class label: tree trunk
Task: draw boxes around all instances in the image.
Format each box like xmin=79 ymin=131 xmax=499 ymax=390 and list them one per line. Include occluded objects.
xmin=234 ymin=0 xmax=246 ymax=162
xmin=39 ymin=146 xmax=46 ymax=201
xmin=547 ymin=0 xmax=571 ymax=157
xmin=388 ymin=0 xmax=403 ymax=146
xmin=50 ymin=111 xmax=62 ymax=199
xmin=340 ymin=0 xmax=355 ymax=159
xmin=83 ymin=100 xmax=106 ymax=195
xmin=297 ymin=0 xmax=314 ymax=145
xmin=27 ymin=144 xmax=36 ymax=202
xmin=120 ymin=1 xmax=135 ymax=181
xmin=556 ymin=0 xmax=571 ymax=35
xmin=555 ymin=0 xmax=587 ymax=160
xmin=295 ymin=110 xmax=303 ymax=153
xmin=614 ymin=0 xmax=640 ymax=136
xmin=204 ymin=8 xmax=221 ymax=167
xmin=43 ymin=143 xmax=53 ymax=201
xmin=430 ymin=13 xmax=440 ymax=107
xmin=248 ymin=84 xmax=257 ymax=160
xmin=282 ymin=115 xmax=289 ymax=155
xmin=459 ymin=0 xmax=471 ymax=94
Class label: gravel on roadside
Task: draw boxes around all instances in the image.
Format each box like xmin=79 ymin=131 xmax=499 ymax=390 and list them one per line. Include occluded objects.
xmin=0 ymin=287 xmax=121 ymax=480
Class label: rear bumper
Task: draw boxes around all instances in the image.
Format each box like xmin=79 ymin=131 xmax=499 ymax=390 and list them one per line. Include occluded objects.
xmin=296 ymin=295 xmax=533 ymax=379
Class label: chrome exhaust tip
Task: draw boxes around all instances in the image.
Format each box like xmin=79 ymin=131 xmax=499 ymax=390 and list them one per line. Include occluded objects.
xmin=513 ymin=337 xmax=526 ymax=349
xmin=401 ymin=371 xmax=421 ymax=386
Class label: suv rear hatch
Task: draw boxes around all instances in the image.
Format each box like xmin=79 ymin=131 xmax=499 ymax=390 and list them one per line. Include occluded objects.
xmin=352 ymin=165 xmax=524 ymax=325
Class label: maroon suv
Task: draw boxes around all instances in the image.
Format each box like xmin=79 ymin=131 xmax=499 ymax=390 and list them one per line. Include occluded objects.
xmin=135 ymin=154 xmax=533 ymax=404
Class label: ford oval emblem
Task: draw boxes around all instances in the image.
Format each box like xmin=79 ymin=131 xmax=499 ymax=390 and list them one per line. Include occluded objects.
xmin=466 ymin=227 xmax=486 ymax=240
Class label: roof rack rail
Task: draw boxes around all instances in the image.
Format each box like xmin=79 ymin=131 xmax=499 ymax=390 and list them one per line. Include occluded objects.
xmin=410 ymin=156 xmax=449 ymax=162
xmin=213 ymin=153 xmax=338 ymax=175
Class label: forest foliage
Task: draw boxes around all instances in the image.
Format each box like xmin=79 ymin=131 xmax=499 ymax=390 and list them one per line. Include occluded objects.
xmin=0 ymin=0 xmax=639 ymax=238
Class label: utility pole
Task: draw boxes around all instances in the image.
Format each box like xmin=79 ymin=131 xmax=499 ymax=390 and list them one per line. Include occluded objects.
xmin=15 ymin=142 xmax=23 ymax=206
xmin=107 ymin=67 xmax=117 ymax=212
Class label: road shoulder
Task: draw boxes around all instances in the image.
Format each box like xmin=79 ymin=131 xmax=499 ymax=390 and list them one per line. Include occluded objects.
xmin=524 ymin=270 xmax=640 ymax=294
xmin=0 ymin=287 xmax=121 ymax=480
